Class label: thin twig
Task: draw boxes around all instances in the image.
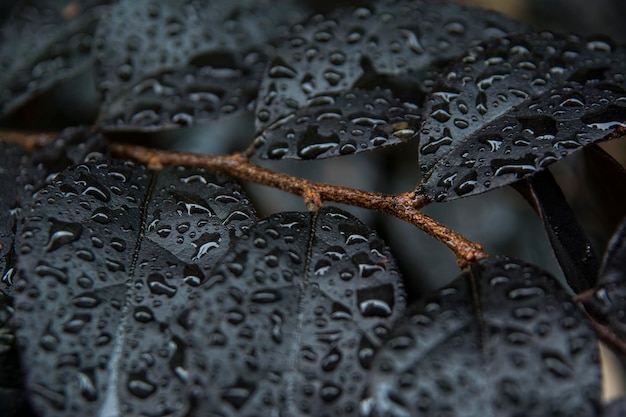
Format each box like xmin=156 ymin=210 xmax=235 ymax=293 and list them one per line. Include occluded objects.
xmin=110 ymin=142 xmax=488 ymax=267
xmin=583 ymin=312 xmax=626 ymax=356
xmin=0 ymin=129 xmax=489 ymax=266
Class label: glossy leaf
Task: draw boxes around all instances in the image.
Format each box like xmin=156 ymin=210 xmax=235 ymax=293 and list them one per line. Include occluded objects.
xmin=188 ymin=206 xmax=406 ymax=416
xmin=418 ymin=32 xmax=626 ymax=201
xmin=95 ymin=0 xmax=309 ymax=132
xmin=582 ymin=216 xmax=626 ymax=339
xmin=0 ymin=0 xmax=112 ymax=118
xmin=252 ymin=0 xmax=526 ymax=160
xmin=1 ymin=128 xmax=108 ymax=292
xmin=363 ymin=256 xmax=601 ymax=417
xmin=12 ymin=161 xmax=256 ymax=417
xmin=515 ymin=169 xmax=599 ymax=293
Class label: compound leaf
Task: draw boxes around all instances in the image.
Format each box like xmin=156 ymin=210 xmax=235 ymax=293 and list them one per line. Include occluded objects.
xmin=418 ymin=32 xmax=626 ymax=201
xmin=95 ymin=0 xmax=309 ymax=132
xmin=0 ymin=0 xmax=112 ymax=118
xmin=253 ymin=0 xmax=526 ymax=160
xmin=13 ymin=160 xmax=256 ymax=417
xmin=188 ymin=206 xmax=406 ymax=416
xmin=363 ymin=256 xmax=601 ymax=417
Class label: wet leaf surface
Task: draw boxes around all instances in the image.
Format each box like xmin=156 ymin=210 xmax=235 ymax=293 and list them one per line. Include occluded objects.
xmin=0 ymin=141 xmax=26 ymax=292
xmin=253 ymin=0 xmax=526 ymax=160
xmin=363 ymin=256 xmax=601 ymax=417
xmin=1 ymin=128 xmax=108 ymax=293
xmin=418 ymin=32 xmax=626 ymax=201
xmin=582 ymin=217 xmax=626 ymax=339
xmin=12 ymin=160 xmax=256 ymax=417
xmin=95 ymin=0 xmax=309 ymax=132
xmin=0 ymin=0 xmax=112 ymax=118
xmin=515 ymin=169 xmax=599 ymax=293
xmin=188 ymin=206 xmax=406 ymax=416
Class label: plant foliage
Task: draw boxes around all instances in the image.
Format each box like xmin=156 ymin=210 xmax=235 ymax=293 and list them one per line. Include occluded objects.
xmin=0 ymin=1 xmax=625 ymax=417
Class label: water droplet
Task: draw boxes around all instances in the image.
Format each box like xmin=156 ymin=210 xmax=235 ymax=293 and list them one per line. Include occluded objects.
xmin=321 ymin=346 xmax=342 ymax=372
xmin=45 ymin=218 xmax=83 ymax=252
xmin=320 ymin=383 xmax=342 ymax=403
xmin=191 ymin=233 xmax=220 ymax=261
xmin=127 ymin=372 xmax=157 ymax=399
xmin=133 ymin=306 xmax=154 ymax=323
xmin=62 ymin=313 xmax=91 ymax=333
xmin=357 ymin=284 xmax=394 ymax=317
xmin=250 ymin=289 xmax=281 ymax=303
xmin=147 ymin=273 xmax=177 ymax=298
xmin=91 ymin=207 xmax=113 ymax=224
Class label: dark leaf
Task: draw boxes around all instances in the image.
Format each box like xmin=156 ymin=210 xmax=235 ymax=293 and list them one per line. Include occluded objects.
xmin=0 ymin=128 xmax=108 ymax=292
xmin=515 ymin=169 xmax=599 ymax=293
xmin=0 ymin=291 xmax=36 ymax=417
xmin=583 ymin=144 xmax=626 ymax=243
xmin=418 ymin=32 xmax=626 ymax=201
xmin=0 ymin=0 xmax=112 ymax=118
xmin=13 ymin=160 xmax=256 ymax=417
xmin=17 ymin=126 xmax=109 ymax=203
xmin=603 ymin=397 xmax=626 ymax=417
xmin=363 ymin=256 xmax=601 ymax=417
xmin=95 ymin=0 xmax=309 ymax=132
xmin=188 ymin=206 xmax=406 ymax=416
xmin=253 ymin=0 xmax=526 ymax=160
xmin=0 ymin=141 xmax=26 ymax=291
xmin=582 ymin=216 xmax=626 ymax=339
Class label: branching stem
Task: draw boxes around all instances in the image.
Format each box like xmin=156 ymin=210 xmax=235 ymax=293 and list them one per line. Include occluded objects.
xmin=0 ymin=129 xmax=487 ymax=267
xmin=110 ymin=143 xmax=487 ymax=267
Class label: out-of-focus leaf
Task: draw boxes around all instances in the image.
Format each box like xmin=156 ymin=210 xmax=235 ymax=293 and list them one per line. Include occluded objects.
xmin=252 ymin=0 xmax=527 ymax=160
xmin=603 ymin=397 xmax=626 ymax=417
xmin=12 ymin=161 xmax=256 ymax=417
xmin=188 ymin=206 xmax=406 ymax=416
xmin=418 ymin=32 xmax=626 ymax=202
xmin=363 ymin=256 xmax=601 ymax=417
xmin=582 ymin=217 xmax=626 ymax=339
xmin=583 ymin=144 xmax=626 ymax=242
xmin=95 ymin=0 xmax=309 ymax=132
xmin=0 ymin=141 xmax=26 ymax=291
xmin=515 ymin=169 xmax=599 ymax=293
xmin=0 ymin=0 xmax=112 ymax=118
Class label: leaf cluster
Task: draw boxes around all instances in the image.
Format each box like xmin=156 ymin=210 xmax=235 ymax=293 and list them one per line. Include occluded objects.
xmin=0 ymin=1 xmax=625 ymax=416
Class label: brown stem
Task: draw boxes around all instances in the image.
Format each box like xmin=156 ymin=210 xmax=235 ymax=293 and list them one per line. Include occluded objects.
xmin=583 ymin=312 xmax=626 ymax=356
xmin=110 ymin=142 xmax=488 ymax=267
xmin=0 ymin=129 xmax=489 ymax=266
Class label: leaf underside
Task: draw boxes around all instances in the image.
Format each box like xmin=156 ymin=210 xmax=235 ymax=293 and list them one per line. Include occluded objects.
xmin=252 ymin=0 xmax=527 ymax=160
xmin=188 ymin=206 xmax=406 ymax=417
xmin=13 ymin=160 xmax=256 ymax=417
xmin=418 ymin=32 xmax=626 ymax=201
xmin=515 ymin=169 xmax=599 ymax=293
xmin=364 ymin=256 xmax=601 ymax=417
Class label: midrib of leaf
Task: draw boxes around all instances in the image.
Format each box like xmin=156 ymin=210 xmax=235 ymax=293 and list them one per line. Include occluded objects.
xmin=99 ymin=170 xmax=156 ymax=417
xmin=284 ymin=209 xmax=318 ymax=416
